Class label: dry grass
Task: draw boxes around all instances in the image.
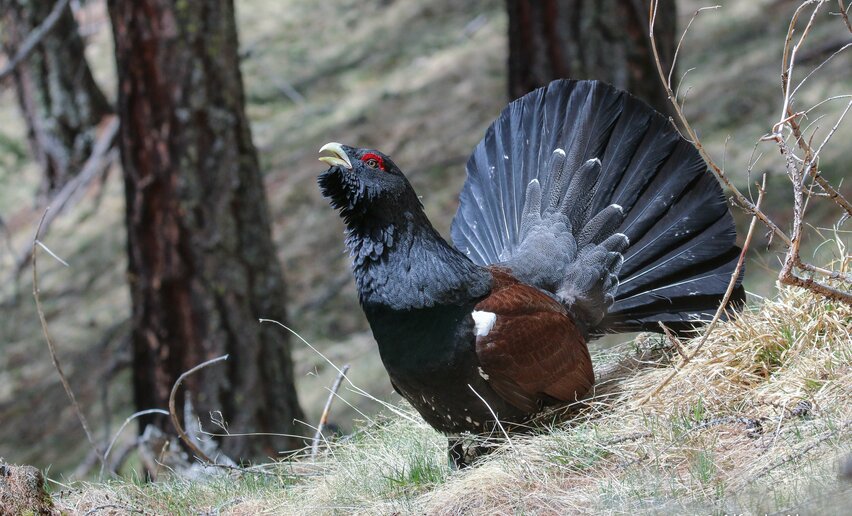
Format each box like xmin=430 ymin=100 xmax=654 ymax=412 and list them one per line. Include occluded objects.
xmin=2 ymin=0 xmax=851 ymax=512
xmin=54 ymin=270 xmax=852 ymax=514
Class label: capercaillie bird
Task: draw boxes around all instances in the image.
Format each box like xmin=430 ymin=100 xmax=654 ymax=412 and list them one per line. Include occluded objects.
xmin=318 ymin=80 xmax=744 ymax=467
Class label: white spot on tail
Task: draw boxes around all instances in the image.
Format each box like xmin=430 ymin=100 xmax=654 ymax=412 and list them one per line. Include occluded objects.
xmin=472 ymin=310 xmax=497 ymax=337
xmin=611 ymin=204 xmax=623 ymax=214
xmin=553 ymin=148 xmax=566 ymax=156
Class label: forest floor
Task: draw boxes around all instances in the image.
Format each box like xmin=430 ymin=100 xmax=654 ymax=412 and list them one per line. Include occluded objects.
xmin=0 ymin=0 xmax=850 ymax=514
xmin=53 ymin=284 xmax=852 ymax=514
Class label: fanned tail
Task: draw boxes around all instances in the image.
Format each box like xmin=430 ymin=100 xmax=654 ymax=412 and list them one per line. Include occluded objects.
xmin=451 ymin=80 xmax=744 ymax=336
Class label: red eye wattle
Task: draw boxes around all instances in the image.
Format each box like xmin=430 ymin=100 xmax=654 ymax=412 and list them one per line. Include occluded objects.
xmin=361 ymin=153 xmax=385 ymax=171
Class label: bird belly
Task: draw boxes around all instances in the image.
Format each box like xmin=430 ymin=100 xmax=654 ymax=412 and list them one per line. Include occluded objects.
xmin=390 ymin=371 xmax=529 ymax=435
xmin=365 ymin=303 xmax=529 ymax=434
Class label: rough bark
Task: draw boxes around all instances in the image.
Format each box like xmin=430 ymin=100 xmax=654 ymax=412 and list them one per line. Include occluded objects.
xmin=108 ymin=0 xmax=306 ymax=461
xmin=507 ymin=0 xmax=677 ymax=113
xmin=1 ymin=0 xmax=111 ymax=196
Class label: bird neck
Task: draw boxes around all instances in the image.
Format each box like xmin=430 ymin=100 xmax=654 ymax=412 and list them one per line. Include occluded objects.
xmin=345 ymin=206 xmax=491 ymax=311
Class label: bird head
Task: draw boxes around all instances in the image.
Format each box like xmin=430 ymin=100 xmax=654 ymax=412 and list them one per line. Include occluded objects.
xmin=318 ymin=142 xmax=419 ymax=224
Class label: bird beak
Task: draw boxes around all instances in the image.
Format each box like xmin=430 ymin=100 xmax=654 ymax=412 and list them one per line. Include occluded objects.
xmin=318 ymin=142 xmax=353 ymax=170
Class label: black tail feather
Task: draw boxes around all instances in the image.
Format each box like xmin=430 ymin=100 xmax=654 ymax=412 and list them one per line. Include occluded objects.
xmin=451 ymin=80 xmax=745 ymax=335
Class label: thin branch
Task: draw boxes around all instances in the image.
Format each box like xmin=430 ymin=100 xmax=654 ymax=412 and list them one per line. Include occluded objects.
xmin=812 ymin=97 xmax=852 ymax=157
xmin=259 ymin=318 xmax=420 ymax=425
xmin=32 ymin=208 xmax=106 ymax=469
xmin=775 ymin=104 xmax=852 ymax=304
xmin=779 ymin=267 xmax=852 ymax=301
xmin=310 ymin=364 xmax=350 ymax=460
xmin=796 ymin=258 xmax=851 ymax=281
xmin=790 ymin=42 xmax=851 ymax=100
xmin=648 ymin=0 xmax=792 ymax=247
xmin=0 ymin=0 xmax=71 ymax=82
xmin=803 ymin=94 xmax=852 ymax=114
xmin=657 ymin=321 xmax=688 ymax=359
xmin=35 ymin=240 xmax=69 ymax=267
xmin=838 ymin=0 xmax=852 ymax=32
xmin=639 ymin=174 xmax=766 ymax=406
xmin=468 ymin=384 xmax=515 ymax=453
xmin=12 ymin=116 xmax=119 ymax=278
xmin=100 ymin=408 xmax=170 ymax=479
xmin=778 ymin=1 xmax=825 ymax=128
xmin=668 ymin=6 xmax=720 ymax=88
xmin=787 ymin=110 xmax=852 ymax=217
xmin=168 ymin=355 xmax=230 ymax=465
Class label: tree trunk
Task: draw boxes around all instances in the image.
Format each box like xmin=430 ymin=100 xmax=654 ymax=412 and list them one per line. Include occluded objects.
xmin=507 ymin=0 xmax=677 ymax=113
xmin=1 ymin=0 xmax=111 ymax=196
xmin=107 ymin=0 xmax=306 ymax=461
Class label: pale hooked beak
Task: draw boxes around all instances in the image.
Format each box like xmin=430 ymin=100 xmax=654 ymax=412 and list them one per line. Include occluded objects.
xmin=318 ymin=142 xmax=353 ymax=170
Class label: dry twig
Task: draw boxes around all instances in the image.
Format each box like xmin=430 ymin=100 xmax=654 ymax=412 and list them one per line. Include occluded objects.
xmin=0 ymin=0 xmax=71 ymax=82
xmin=649 ymin=0 xmax=852 ymax=305
xmin=657 ymin=321 xmax=687 ymax=360
xmin=32 ymin=208 xmax=106 ymax=470
xmin=260 ymin=318 xmax=420 ymax=425
xmin=100 ymin=409 xmax=170 ymax=478
xmin=649 ymin=1 xmax=792 ymax=248
xmin=310 ymin=363 xmax=351 ymax=460
xmin=836 ymin=0 xmax=852 ymax=33
xmin=771 ymin=1 xmax=852 ymax=303
xmin=168 ymin=355 xmax=230 ymax=465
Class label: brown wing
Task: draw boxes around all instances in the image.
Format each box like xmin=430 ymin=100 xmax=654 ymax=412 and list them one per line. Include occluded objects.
xmin=474 ymin=268 xmax=594 ymax=412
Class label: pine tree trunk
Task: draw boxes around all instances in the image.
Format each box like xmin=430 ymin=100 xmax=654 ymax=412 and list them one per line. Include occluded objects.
xmin=108 ymin=0 xmax=306 ymax=461
xmin=507 ymin=0 xmax=677 ymax=113
xmin=1 ymin=0 xmax=111 ymax=196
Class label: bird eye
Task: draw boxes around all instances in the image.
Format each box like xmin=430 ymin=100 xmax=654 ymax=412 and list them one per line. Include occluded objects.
xmin=360 ymin=153 xmax=385 ymax=171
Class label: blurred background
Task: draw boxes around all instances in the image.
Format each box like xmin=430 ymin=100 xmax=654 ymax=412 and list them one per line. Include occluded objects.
xmin=0 ymin=0 xmax=849 ymax=477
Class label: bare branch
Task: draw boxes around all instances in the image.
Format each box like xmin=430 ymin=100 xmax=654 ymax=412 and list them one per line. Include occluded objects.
xmin=310 ymin=364 xmax=351 ymax=461
xmin=790 ymin=42 xmax=851 ymax=100
xmin=813 ymin=98 xmax=852 ymax=157
xmin=32 ymin=208 xmax=106 ymax=469
xmin=778 ymin=1 xmax=825 ymax=128
xmin=168 ymin=355 xmax=230 ymax=465
xmin=260 ymin=318 xmax=420 ymax=425
xmin=651 ymin=0 xmax=850 ymax=304
xmin=775 ymin=98 xmax=852 ymax=304
xmin=648 ymin=0 xmax=792 ymax=247
xmin=100 ymin=408 xmax=170 ymax=479
xmin=787 ymin=111 xmax=852 ymax=217
xmin=0 ymin=0 xmax=71 ymax=82
xmin=837 ymin=0 xmax=852 ymax=32
xmin=667 ymin=6 xmax=720 ymax=88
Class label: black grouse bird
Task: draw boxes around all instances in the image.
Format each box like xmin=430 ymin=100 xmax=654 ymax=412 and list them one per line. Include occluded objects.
xmin=318 ymin=80 xmax=745 ymax=467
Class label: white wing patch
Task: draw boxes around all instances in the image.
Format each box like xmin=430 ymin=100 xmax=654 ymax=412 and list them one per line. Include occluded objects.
xmin=472 ymin=310 xmax=497 ymax=337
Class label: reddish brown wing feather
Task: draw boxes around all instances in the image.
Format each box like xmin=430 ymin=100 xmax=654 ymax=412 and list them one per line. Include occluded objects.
xmin=474 ymin=268 xmax=594 ymax=413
